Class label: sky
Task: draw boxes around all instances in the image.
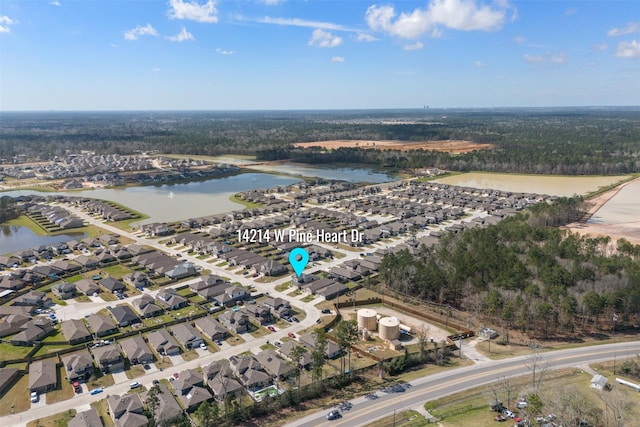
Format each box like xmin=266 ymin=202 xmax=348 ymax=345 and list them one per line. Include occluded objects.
xmin=0 ymin=0 xmax=639 ymax=110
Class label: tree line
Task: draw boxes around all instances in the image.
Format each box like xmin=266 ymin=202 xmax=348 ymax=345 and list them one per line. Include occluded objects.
xmin=378 ymin=198 xmax=640 ymax=340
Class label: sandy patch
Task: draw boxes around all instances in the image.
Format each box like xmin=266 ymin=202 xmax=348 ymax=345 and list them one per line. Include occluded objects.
xmin=293 ymin=139 xmax=493 ymax=153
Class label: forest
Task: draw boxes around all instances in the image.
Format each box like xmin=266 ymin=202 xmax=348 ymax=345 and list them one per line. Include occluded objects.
xmin=2 ymin=108 xmax=640 ymax=175
xmin=378 ymin=198 xmax=640 ymax=340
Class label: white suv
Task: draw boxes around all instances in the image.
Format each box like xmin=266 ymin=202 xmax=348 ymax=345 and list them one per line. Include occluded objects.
xmin=30 ymin=391 xmax=39 ymax=403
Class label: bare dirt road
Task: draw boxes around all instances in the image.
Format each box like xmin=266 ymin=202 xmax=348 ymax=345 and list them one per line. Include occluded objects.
xmin=292 ymin=139 xmax=494 ymax=153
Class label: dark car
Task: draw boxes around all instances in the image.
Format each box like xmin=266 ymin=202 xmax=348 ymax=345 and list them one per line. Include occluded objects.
xmin=326 ymin=410 xmax=341 ymax=420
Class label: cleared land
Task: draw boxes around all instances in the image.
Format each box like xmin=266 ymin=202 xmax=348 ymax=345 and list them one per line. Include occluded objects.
xmin=293 ymin=139 xmax=493 ymax=153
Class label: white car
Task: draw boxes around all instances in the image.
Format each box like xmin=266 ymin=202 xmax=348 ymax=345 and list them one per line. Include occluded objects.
xmin=503 ymin=409 xmax=515 ymax=418
xmin=199 ymin=343 xmax=207 ymax=350
xmin=515 ymin=401 xmax=527 ymax=409
xmin=30 ymin=391 xmax=39 ymax=403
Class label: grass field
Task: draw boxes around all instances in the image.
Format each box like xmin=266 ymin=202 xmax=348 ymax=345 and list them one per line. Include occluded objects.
xmin=364 ymin=410 xmax=428 ymax=427
xmin=27 ymin=409 xmax=77 ymax=427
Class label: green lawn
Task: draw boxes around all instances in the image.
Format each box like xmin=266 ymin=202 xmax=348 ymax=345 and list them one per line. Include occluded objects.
xmin=102 ymin=264 xmax=133 ymax=279
xmin=27 ymin=409 xmax=77 ymax=427
xmin=0 ymin=373 xmax=29 ymax=416
xmin=0 ymin=342 xmax=33 ymax=361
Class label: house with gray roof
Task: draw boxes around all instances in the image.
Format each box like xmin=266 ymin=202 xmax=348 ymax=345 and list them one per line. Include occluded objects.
xmin=229 ymin=354 xmax=271 ymax=391
xmin=75 ymin=279 xmax=101 ymax=296
xmin=170 ymin=323 xmax=204 ymax=349
xmin=279 ymin=341 xmax=312 ymax=369
xmin=0 ymin=367 xmax=20 ymax=397
xmin=92 ymin=343 xmax=124 ymax=373
xmin=107 ymin=393 xmax=148 ymax=427
xmin=143 ymin=383 xmax=182 ymax=426
xmin=171 ymin=368 xmax=212 ymax=411
xmin=99 ymin=277 xmax=125 ymax=293
xmin=28 ymin=358 xmax=57 ymax=393
xmin=156 ymin=288 xmax=189 ymax=310
xmin=218 ymin=310 xmax=249 ymax=334
xmin=68 ymin=408 xmax=102 ymax=427
xmin=61 ymin=319 xmax=92 ymax=344
xmin=147 ymin=328 xmax=181 ymax=356
xmin=62 ymin=350 xmax=94 ymax=381
xmin=207 ymin=371 xmax=244 ymax=402
xmin=131 ymin=294 xmax=162 ymax=318
xmin=51 ymin=282 xmax=77 ymax=300
xmin=194 ymin=316 xmax=227 ymax=341
xmin=86 ymin=313 xmax=118 ymax=337
xmin=108 ymin=305 xmax=139 ymax=327
xmin=10 ymin=317 xmax=54 ymax=346
xmin=255 ymin=349 xmax=295 ymax=381
xmin=119 ymin=335 xmax=154 ymax=365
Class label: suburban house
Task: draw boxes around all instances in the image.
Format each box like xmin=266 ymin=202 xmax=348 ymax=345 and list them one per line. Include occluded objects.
xmin=300 ymin=333 xmax=342 ymax=359
xmin=131 ymin=294 xmax=163 ymax=318
xmin=0 ymin=367 xmax=20 ymax=397
xmin=156 ymin=289 xmax=189 ymax=310
xmin=62 ymin=350 xmax=94 ymax=381
xmin=108 ymin=305 xmax=139 ymax=327
xmin=0 ymin=313 xmax=31 ymax=338
xmin=123 ymin=271 xmax=149 ymax=289
xmin=91 ymin=343 xmax=125 ymax=373
xmin=12 ymin=290 xmax=51 ymax=307
xmin=73 ymin=255 xmax=99 ymax=269
xmin=143 ymin=383 xmax=182 ymax=426
xmin=74 ymin=279 xmax=101 ymax=296
xmin=170 ymin=323 xmax=205 ymax=349
xmin=147 ymin=328 xmax=181 ymax=356
xmin=255 ymin=350 xmax=296 ymax=381
xmin=194 ymin=316 xmax=228 ymax=341
xmin=99 ymin=277 xmax=126 ymax=294
xmin=68 ymin=408 xmax=102 ymax=427
xmin=10 ymin=317 xmax=54 ymax=346
xmin=28 ymin=358 xmax=57 ymax=393
xmin=171 ymin=368 xmax=212 ymax=411
xmin=263 ymin=296 xmax=292 ymax=318
xmin=279 ymin=341 xmax=312 ymax=369
xmin=85 ymin=313 xmax=118 ymax=337
xmin=229 ymin=354 xmax=271 ymax=391
xmin=107 ymin=393 xmax=148 ymax=427
xmin=60 ymin=319 xmax=92 ymax=344
xmin=205 ymin=362 xmax=244 ymax=402
xmin=215 ymin=285 xmax=248 ymax=307
xmin=119 ymin=335 xmax=154 ymax=365
xmin=51 ymin=282 xmax=77 ymax=300
xmin=218 ymin=310 xmax=249 ymax=334
xmin=165 ymin=262 xmax=198 ymax=280
xmin=196 ymin=283 xmax=228 ymax=301
xmin=242 ymin=304 xmax=272 ymax=326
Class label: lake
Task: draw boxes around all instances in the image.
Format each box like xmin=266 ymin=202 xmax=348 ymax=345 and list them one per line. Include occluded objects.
xmin=588 ymin=179 xmax=640 ymax=225
xmin=246 ymin=162 xmax=395 ymax=183
xmin=434 ymin=173 xmax=631 ymax=197
xmin=1 ymin=225 xmax=86 ymax=255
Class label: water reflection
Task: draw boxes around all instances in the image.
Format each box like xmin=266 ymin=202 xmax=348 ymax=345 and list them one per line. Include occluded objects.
xmin=1 ymin=225 xmax=86 ymax=255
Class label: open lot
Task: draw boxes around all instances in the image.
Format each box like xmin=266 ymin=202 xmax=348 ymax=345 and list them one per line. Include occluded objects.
xmin=293 ymin=139 xmax=493 ymax=153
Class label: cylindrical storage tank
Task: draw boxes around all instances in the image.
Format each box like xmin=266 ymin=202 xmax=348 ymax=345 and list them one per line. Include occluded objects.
xmin=362 ymin=328 xmax=369 ymax=340
xmin=357 ymin=308 xmax=378 ymax=331
xmin=378 ymin=316 xmax=400 ymax=341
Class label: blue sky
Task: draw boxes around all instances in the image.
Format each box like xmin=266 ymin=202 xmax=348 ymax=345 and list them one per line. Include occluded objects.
xmin=0 ymin=0 xmax=638 ymax=110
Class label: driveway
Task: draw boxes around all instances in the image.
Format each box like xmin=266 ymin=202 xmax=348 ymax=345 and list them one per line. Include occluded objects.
xmin=111 ymin=370 xmax=129 ymax=384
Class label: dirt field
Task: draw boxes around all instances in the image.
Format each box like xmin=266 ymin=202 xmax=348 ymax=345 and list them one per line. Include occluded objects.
xmin=293 ymin=139 xmax=494 ymax=153
xmin=563 ymin=176 xmax=640 ymax=245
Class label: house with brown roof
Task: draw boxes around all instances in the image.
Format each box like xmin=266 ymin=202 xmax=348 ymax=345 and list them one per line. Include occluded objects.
xmin=10 ymin=317 xmax=54 ymax=346
xmin=229 ymin=354 xmax=271 ymax=391
xmin=99 ymin=277 xmax=126 ymax=294
xmin=171 ymin=368 xmax=212 ymax=411
xmin=119 ymin=335 xmax=154 ymax=365
xmin=28 ymin=358 xmax=57 ymax=393
xmin=13 ymin=290 xmax=51 ymax=307
xmin=86 ymin=313 xmax=118 ymax=337
xmin=62 ymin=350 xmax=94 ymax=381
xmin=156 ymin=288 xmax=189 ymax=310
xmin=142 ymin=383 xmax=182 ymax=425
xmin=0 ymin=367 xmax=20 ymax=397
xmin=131 ymin=294 xmax=162 ymax=318
xmin=207 ymin=371 xmax=244 ymax=402
xmin=255 ymin=349 xmax=295 ymax=381
xmin=75 ymin=279 xmax=101 ymax=296
xmin=0 ymin=313 xmax=30 ymax=338
xmin=108 ymin=305 xmax=139 ymax=327
xmin=299 ymin=332 xmax=342 ymax=359
xmin=279 ymin=341 xmax=312 ymax=369
xmin=147 ymin=328 xmax=181 ymax=356
xmin=61 ymin=319 xmax=92 ymax=344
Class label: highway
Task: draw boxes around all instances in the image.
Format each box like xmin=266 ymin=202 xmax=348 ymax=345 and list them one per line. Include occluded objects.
xmin=287 ymin=341 xmax=640 ymax=427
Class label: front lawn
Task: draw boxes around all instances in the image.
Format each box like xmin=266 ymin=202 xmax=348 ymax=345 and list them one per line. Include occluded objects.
xmin=27 ymin=409 xmax=77 ymax=427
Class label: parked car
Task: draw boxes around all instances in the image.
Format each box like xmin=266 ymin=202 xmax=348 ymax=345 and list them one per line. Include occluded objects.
xmin=30 ymin=391 xmax=39 ymax=403
xmin=90 ymin=388 xmax=103 ymax=395
xmin=152 ymin=379 xmax=160 ymax=385
xmin=274 ymin=341 xmax=281 ymax=347
xmin=129 ymin=381 xmax=141 ymax=389
xmin=326 ymin=410 xmax=341 ymax=420
xmin=503 ymin=409 xmax=515 ymax=418
xmin=200 ymin=343 xmax=207 ymax=350
xmin=291 ymin=316 xmax=299 ymax=323
xmin=515 ymin=400 xmax=527 ymax=409
xmin=73 ymin=381 xmax=82 ymax=393
xmin=288 ymin=332 xmax=296 ymax=339
xmin=268 ymin=326 xmax=276 ymax=332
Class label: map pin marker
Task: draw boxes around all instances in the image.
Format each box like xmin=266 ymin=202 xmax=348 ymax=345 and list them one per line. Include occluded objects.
xmin=289 ymin=247 xmax=309 ymax=277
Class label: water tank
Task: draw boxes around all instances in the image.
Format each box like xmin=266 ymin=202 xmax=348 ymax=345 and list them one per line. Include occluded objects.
xmin=378 ymin=316 xmax=400 ymax=341
xmin=362 ymin=328 xmax=369 ymax=340
xmin=357 ymin=308 xmax=378 ymax=331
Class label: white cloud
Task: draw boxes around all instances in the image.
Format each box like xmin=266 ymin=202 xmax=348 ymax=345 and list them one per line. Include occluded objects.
xmin=523 ymin=54 xmax=544 ymax=64
xmin=513 ymin=35 xmax=526 ymax=44
xmin=253 ymin=16 xmax=354 ymax=32
xmin=0 ymin=15 xmax=16 ymax=33
xmin=331 ymin=56 xmax=345 ymax=62
xmin=431 ymin=28 xmax=442 ymax=38
xmin=168 ymin=0 xmax=218 ymax=23
xmin=124 ymin=23 xmax=158 ymax=41
xmin=50 ymin=1 xmax=61 ymax=6
xmin=356 ymin=32 xmax=377 ymax=42
xmin=614 ymin=40 xmax=640 ymax=58
xmin=308 ymin=28 xmax=342 ymax=48
xmin=474 ymin=60 xmax=487 ymax=67
xmin=152 ymin=68 xmax=161 ymax=72
xmin=593 ymin=43 xmax=608 ymax=51
xmin=523 ymin=52 xmax=566 ymax=64
xmin=365 ymin=0 xmax=512 ymax=39
xmin=608 ymin=22 xmax=640 ymax=37
xmin=166 ymin=27 xmax=195 ymax=42
xmin=216 ymin=48 xmax=235 ymax=55
xmin=403 ymin=41 xmax=424 ymax=50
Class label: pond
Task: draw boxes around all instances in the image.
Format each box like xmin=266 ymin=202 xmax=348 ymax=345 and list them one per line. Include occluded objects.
xmin=1 ymin=225 xmax=86 ymax=256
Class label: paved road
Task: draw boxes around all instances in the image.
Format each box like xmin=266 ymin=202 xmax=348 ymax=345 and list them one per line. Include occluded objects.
xmin=287 ymin=341 xmax=640 ymax=427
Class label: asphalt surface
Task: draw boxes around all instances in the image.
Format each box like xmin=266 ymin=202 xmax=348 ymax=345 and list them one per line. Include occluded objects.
xmin=287 ymin=341 xmax=640 ymax=427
